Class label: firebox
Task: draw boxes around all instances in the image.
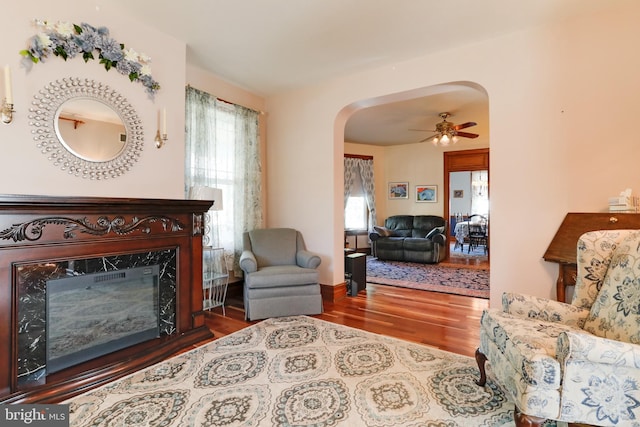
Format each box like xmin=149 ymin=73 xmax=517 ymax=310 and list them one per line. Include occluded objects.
xmin=45 ymin=265 xmax=160 ymax=374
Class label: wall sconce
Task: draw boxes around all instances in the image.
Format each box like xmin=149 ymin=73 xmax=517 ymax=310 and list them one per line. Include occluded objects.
xmin=2 ymin=65 xmax=14 ymax=125
xmin=155 ymin=107 xmax=167 ymax=148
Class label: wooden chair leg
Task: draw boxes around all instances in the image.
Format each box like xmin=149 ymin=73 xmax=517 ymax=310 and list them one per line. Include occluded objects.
xmin=475 ymin=348 xmax=487 ymax=386
xmin=514 ymin=407 xmax=547 ymax=427
xmin=475 ymin=351 xmax=553 ymax=427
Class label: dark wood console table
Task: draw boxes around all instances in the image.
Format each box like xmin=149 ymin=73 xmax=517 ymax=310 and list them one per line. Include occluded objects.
xmin=0 ymin=195 xmax=213 ymax=403
xmin=345 ymin=249 xmax=367 ymax=296
xmin=543 ymin=212 xmax=640 ymax=302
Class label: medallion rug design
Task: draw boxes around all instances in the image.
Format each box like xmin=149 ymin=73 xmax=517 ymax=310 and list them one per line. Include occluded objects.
xmin=64 ymin=316 xmax=537 ymax=426
xmin=366 ymin=257 xmax=490 ymax=299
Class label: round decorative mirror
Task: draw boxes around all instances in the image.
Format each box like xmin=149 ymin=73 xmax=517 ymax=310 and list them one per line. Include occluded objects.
xmin=55 ymin=98 xmax=127 ymax=162
xmin=29 ymin=78 xmax=144 ymax=179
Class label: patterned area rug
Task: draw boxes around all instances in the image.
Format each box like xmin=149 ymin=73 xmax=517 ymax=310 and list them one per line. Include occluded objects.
xmin=449 ymin=242 xmax=489 ymax=259
xmin=65 ymin=316 xmax=531 ymax=426
xmin=366 ymin=257 xmax=490 ymax=299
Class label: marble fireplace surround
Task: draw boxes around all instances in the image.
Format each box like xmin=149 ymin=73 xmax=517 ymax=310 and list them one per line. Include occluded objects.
xmin=0 ymin=195 xmax=213 ymax=403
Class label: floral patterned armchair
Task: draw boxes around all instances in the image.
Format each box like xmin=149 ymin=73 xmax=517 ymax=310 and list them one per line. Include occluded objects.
xmin=476 ymin=229 xmax=640 ymax=426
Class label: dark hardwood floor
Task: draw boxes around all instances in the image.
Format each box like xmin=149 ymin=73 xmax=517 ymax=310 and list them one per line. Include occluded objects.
xmin=204 ymin=252 xmax=490 ymax=358
xmin=203 ymin=256 xmax=600 ymax=427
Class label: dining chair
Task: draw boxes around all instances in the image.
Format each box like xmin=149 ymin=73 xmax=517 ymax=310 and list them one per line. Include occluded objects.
xmin=467 ymin=214 xmax=488 ymax=254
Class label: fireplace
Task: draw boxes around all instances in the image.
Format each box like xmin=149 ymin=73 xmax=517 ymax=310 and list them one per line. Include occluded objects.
xmin=17 ymin=251 xmax=177 ymax=386
xmin=46 ymin=265 xmax=160 ymax=374
xmin=0 ymin=195 xmax=213 ymax=403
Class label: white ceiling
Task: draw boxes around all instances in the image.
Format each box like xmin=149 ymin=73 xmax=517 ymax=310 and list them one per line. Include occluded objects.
xmin=107 ymin=0 xmax=622 ymax=146
xmin=344 ymin=84 xmax=489 ymax=146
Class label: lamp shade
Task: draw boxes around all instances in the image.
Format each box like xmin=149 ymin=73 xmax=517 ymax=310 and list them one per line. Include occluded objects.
xmin=189 ymin=186 xmax=223 ymax=211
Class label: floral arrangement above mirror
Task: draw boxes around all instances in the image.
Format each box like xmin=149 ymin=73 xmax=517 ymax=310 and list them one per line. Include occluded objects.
xmin=20 ymin=20 xmax=160 ymax=95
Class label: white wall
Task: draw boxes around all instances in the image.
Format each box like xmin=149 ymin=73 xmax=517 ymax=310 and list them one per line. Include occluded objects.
xmin=4 ymin=3 xmax=640 ymax=308
xmin=383 ymin=143 xmax=446 ymax=218
xmin=450 ymin=172 xmax=472 ymax=217
xmin=266 ymin=3 xmax=640 ymax=305
xmin=1 ymin=1 xmax=186 ymax=199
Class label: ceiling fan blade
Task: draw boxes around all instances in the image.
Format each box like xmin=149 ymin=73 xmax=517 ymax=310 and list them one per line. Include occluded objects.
xmin=453 ymin=121 xmax=477 ymax=131
xmin=409 ymin=128 xmax=436 ymax=132
xmin=456 ymin=131 xmax=479 ymax=139
xmin=419 ymin=135 xmax=437 ymax=143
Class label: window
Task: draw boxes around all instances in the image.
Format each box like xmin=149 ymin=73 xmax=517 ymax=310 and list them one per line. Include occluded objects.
xmin=344 ymin=156 xmax=376 ymax=234
xmin=345 ymin=171 xmax=369 ymax=230
xmin=345 ymin=196 xmax=368 ymax=230
xmin=185 ymin=87 xmax=262 ymax=274
xmin=203 ymin=105 xmax=235 ymax=249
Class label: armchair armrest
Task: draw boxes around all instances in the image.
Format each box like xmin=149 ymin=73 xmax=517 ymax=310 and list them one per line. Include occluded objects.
xmin=297 ymin=250 xmax=321 ymax=269
xmin=370 ymin=226 xmax=394 ymax=240
xmin=430 ymin=233 xmax=446 ymax=246
xmin=557 ymin=331 xmax=640 ymax=370
xmin=239 ymin=250 xmax=257 ymax=273
xmin=502 ymin=292 xmax=590 ymax=328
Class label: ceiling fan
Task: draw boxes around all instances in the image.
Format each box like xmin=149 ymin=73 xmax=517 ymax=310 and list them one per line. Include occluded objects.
xmin=412 ymin=112 xmax=478 ymax=146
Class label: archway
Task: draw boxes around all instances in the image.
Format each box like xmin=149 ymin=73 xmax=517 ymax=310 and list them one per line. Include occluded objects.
xmin=340 ymin=82 xmax=490 ymax=260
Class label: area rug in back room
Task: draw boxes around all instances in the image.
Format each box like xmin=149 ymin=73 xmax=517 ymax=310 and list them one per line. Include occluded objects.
xmin=64 ymin=315 xmax=557 ymax=426
xmin=366 ymin=256 xmax=490 ymax=299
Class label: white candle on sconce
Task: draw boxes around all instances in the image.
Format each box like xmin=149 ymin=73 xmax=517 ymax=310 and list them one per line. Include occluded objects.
xmin=4 ymin=65 xmax=12 ymax=105
xmin=162 ymin=107 xmax=167 ymax=135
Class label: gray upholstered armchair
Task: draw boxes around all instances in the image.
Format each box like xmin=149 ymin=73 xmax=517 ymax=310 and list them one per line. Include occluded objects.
xmin=239 ymin=228 xmax=323 ymax=321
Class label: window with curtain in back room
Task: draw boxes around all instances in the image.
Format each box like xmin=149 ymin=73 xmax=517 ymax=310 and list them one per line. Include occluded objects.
xmin=345 ymin=174 xmax=369 ymax=231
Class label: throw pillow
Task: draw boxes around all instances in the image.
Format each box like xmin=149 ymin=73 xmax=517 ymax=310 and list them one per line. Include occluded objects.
xmin=425 ymin=226 xmax=445 ymax=239
xmin=373 ymin=226 xmax=394 ymax=237
xmin=583 ymin=231 xmax=640 ymax=344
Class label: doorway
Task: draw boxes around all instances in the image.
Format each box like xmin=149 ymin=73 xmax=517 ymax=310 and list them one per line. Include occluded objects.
xmin=443 ymin=148 xmax=489 ymax=261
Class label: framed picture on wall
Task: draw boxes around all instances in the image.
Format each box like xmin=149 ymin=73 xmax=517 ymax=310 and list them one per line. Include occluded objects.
xmin=416 ymin=185 xmax=437 ymax=202
xmin=453 ymin=190 xmax=464 ymax=198
xmin=388 ymin=182 xmax=409 ymax=199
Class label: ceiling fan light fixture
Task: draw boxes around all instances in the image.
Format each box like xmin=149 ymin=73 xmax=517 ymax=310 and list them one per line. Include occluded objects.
xmin=416 ymin=112 xmax=478 ymax=146
xmin=432 ymin=130 xmax=458 ymax=146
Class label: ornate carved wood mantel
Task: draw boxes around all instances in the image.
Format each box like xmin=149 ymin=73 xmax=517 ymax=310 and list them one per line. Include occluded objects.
xmin=0 ymin=195 xmax=213 ymax=403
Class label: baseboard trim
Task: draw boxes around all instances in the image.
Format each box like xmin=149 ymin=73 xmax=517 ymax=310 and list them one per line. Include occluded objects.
xmin=320 ymin=282 xmax=347 ymax=302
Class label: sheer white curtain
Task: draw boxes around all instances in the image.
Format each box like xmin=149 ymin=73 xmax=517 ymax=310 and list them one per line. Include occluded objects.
xmin=185 ymin=86 xmax=263 ymax=275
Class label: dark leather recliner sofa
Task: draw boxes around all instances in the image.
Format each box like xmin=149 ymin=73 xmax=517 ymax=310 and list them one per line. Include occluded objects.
xmin=369 ymin=215 xmax=447 ymax=264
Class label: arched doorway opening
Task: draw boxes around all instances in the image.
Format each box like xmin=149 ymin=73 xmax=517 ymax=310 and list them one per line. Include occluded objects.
xmin=341 ymin=82 xmax=489 ymax=263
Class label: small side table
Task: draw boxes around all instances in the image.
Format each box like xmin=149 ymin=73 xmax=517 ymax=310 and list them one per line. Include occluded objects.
xmin=345 ymin=251 xmax=367 ymax=296
xmin=202 ymin=247 xmax=229 ymax=314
